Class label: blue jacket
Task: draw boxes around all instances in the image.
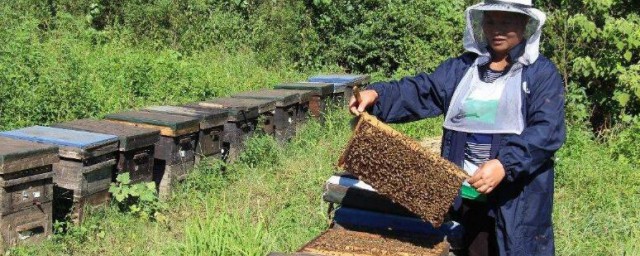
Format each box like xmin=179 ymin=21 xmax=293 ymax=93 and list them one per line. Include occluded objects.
xmin=368 ymin=52 xmax=566 ymax=255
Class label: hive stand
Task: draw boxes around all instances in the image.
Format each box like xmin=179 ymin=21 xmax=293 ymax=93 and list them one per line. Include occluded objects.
xmin=0 ymin=126 xmax=119 ymax=223
xmin=0 ymin=137 xmax=58 ymax=250
xmin=308 ymin=74 xmax=371 ymax=105
xmin=105 ymin=111 xmax=199 ymax=200
xmin=232 ymin=89 xmax=301 ymax=142
xmin=53 ymin=119 xmax=160 ymax=185
xmin=274 ymin=82 xmax=334 ymax=123
xmin=192 ymin=98 xmax=261 ymax=162
xmin=145 ymin=106 xmax=228 ymax=163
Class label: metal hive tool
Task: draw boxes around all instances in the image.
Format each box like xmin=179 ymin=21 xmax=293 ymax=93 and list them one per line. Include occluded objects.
xmin=338 ymin=112 xmax=469 ymax=227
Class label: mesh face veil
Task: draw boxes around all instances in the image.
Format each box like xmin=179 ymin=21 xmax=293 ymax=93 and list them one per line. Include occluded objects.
xmin=462 ymin=1 xmax=547 ymax=65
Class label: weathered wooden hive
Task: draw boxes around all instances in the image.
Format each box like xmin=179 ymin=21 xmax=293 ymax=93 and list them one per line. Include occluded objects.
xmin=0 ymin=126 xmax=119 ymax=223
xmin=338 ymin=113 xmax=468 ymax=227
xmin=308 ymin=74 xmax=371 ymax=105
xmin=232 ymin=89 xmax=301 ymax=142
xmin=53 ymin=119 xmax=160 ymax=184
xmin=273 ymin=88 xmax=313 ymax=127
xmin=144 ymin=106 xmax=228 ymax=163
xmin=193 ymin=97 xmax=263 ymax=162
xmin=274 ymin=82 xmax=334 ymax=123
xmin=0 ymin=137 xmax=58 ymax=249
xmin=105 ymin=111 xmax=199 ymax=199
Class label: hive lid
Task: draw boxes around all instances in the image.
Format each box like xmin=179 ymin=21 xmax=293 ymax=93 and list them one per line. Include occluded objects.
xmin=199 ymin=97 xmax=275 ymax=115
xmin=145 ymin=106 xmax=228 ymax=129
xmin=105 ymin=111 xmax=200 ymax=137
xmin=0 ymin=137 xmax=59 ymax=174
xmin=53 ymin=119 xmax=160 ymax=151
xmin=232 ymin=89 xmax=301 ymax=107
xmin=274 ymin=82 xmax=334 ymax=97
xmin=0 ymin=126 xmax=119 ymax=160
xmin=274 ymin=89 xmax=313 ymax=103
xmin=308 ymin=74 xmax=371 ymax=93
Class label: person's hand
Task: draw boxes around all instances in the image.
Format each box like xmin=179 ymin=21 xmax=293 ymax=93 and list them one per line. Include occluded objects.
xmin=349 ymin=89 xmax=378 ymax=116
xmin=468 ymin=159 xmax=506 ymax=194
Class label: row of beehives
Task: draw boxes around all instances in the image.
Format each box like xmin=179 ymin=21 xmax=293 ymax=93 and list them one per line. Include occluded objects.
xmin=0 ymin=74 xmax=370 ymax=250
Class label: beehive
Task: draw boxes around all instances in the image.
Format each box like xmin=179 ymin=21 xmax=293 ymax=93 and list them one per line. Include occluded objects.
xmin=145 ymin=106 xmax=228 ymax=163
xmin=0 ymin=137 xmax=58 ymax=248
xmin=274 ymin=88 xmax=314 ymax=127
xmin=105 ymin=111 xmax=199 ymax=200
xmin=193 ymin=98 xmax=262 ymax=162
xmin=274 ymin=82 xmax=334 ymax=122
xmin=338 ymin=113 xmax=468 ymax=227
xmin=299 ymin=228 xmax=449 ymax=256
xmin=232 ymin=89 xmax=301 ymax=142
xmin=323 ymin=175 xmax=416 ymax=217
xmin=308 ymin=74 xmax=371 ymax=105
xmin=0 ymin=126 xmax=119 ymax=223
xmin=53 ymin=119 xmax=160 ymax=184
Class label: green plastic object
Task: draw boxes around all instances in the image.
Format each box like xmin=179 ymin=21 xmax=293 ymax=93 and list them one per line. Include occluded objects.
xmin=461 ymin=183 xmax=487 ymax=202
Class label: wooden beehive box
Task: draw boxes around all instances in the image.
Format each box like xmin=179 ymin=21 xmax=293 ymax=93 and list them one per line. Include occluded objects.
xmin=145 ymin=106 xmax=228 ymax=163
xmin=274 ymin=82 xmax=334 ymax=122
xmin=232 ymin=89 xmax=300 ymax=142
xmin=0 ymin=137 xmax=58 ymax=249
xmin=193 ymin=97 xmax=262 ymax=162
xmin=0 ymin=126 xmax=119 ymax=223
xmin=53 ymin=119 xmax=160 ymax=185
xmin=338 ymin=113 xmax=468 ymax=227
xmin=308 ymin=74 xmax=371 ymax=105
xmin=105 ymin=111 xmax=199 ymax=199
xmin=297 ymin=227 xmax=449 ymax=256
xmin=273 ymin=88 xmax=313 ymax=127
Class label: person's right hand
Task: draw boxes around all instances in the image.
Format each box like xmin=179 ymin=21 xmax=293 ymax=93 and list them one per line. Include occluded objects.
xmin=349 ymin=89 xmax=379 ymax=116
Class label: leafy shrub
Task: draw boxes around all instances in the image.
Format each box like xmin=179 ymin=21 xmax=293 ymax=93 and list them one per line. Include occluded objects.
xmin=109 ymin=173 xmax=165 ymax=221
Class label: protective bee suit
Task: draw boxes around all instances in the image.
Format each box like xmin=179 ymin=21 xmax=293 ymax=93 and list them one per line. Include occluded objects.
xmin=367 ymin=0 xmax=566 ymax=255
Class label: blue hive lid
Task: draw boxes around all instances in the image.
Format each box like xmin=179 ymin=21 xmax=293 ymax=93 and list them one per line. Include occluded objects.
xmin=0 ymin=126 xmax=119 ymax=160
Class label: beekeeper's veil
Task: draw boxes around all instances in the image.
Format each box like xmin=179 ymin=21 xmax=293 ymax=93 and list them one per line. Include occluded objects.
xmin=463 ymin=0 xmax=547 ymax=65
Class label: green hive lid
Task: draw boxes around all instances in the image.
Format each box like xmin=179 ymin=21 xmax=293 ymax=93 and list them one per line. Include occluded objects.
xmin=53 ymin=119 xmax=160 ymax=151
xmin=232 ymin=89 xmax=300 ymax=107
xmin=144 ymin=106 xmax=228 ymax=129
xmin=274 ymin=82 xmax=334 ymax=97
xmin=105 ymin=110 xmax=200 ymax=137
xmin=0 ymin=137 xmax=59 ymax=174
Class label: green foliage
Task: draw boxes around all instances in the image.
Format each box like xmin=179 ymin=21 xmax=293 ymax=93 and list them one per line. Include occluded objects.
xmin=109 ymin=173 xmax=165 ymax=221
xmin=238 ymin=134 xmax=282 ymax=168
xmin=542 ymin=1 xmax=640 ymax=130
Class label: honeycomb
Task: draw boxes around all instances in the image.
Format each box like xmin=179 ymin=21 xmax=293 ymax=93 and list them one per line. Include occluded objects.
xmin=301 ymin=228 xmax=449 ymax=255
xmin=338 ymin=113 xmax=468 ymax=227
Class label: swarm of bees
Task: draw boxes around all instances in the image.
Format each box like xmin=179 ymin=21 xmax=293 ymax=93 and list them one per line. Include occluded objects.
xmin=339 ymin=113 xmax=468 ymax=227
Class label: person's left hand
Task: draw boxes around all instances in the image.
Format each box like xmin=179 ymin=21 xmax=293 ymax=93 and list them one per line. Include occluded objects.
xmin=468 ymin=159 xmax=506 ymax=194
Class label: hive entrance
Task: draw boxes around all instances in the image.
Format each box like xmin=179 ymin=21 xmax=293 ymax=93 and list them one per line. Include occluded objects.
xmin=338 ymin=113 xmax=468 ymax=227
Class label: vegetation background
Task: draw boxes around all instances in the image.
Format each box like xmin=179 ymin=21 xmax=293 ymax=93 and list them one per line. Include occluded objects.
xmin=1 ymin=0 xmax=639 ymax=255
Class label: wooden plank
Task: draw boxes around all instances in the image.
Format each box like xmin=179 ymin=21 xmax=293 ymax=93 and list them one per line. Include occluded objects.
xmin=232 ymin=89 xmax=300 ymax=107
xmin=192 ymin=97 xmax=261 ymax=121
xmin=53 ymin=119 xmax=160 ymax=151
xmin=144 ymin=106 xmax=226 ymax=130
xmin=0 ymin=137 xmax=58 ymax=174
xmin=105 ymin=120 xmax=194 ymax=137
xmin=201 ymin=97 xmax=276 ymax=114
xmin=275 ymin=82 xmax=334 ymax=97
xmin=178 ymin=105 xmax=229 ymax=126
xmin=274 ymin=89 xmax=313 ymax=103
xmin=105 ymin=111 xmax=200 ymax=136
xmin=0 ymin=126 xmax=119 ymax=160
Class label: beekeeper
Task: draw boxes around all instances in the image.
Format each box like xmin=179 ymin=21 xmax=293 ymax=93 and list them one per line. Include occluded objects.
xmin=349 ymin=0 xmax=566 ymax=255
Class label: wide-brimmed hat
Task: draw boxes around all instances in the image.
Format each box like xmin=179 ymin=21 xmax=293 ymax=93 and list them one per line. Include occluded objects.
xmin=463 ymin=0 xmax=547 ymax=65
